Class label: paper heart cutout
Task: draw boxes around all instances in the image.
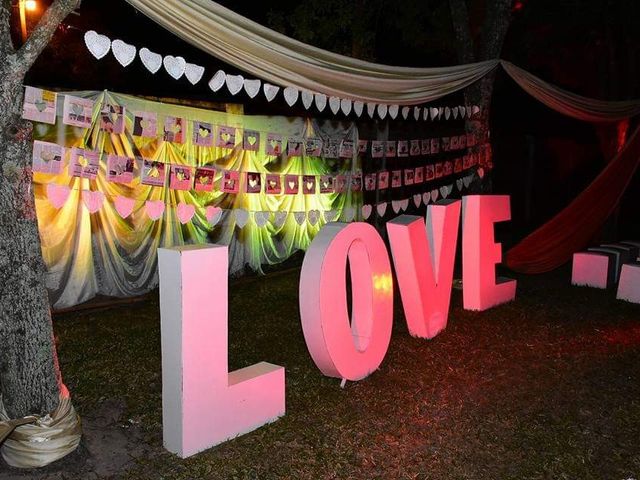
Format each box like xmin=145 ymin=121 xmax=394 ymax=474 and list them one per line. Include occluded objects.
xmin=84 ymin=30 xmax=111 ymax=60
xmin=430 ymin=107 xmax=439 ymax=120
xmin=205 ymin=206 xmax=223 ymax=226
xmin=423 ymin=192 xmax=431 ymax=204
xmin=46 ymin=184 xmax=70 ymax=209
xmin=376 ymin=202 xmax=388 ymax=217
xmin=353 ymin=101 xmax=364 ymax=117
xmin=343 ymin=207 xmax=356 ymax=222
xmin=392 ymin=200 xmax=402 ymax=214
xmin=477 ymin=167 xmax=485 ymax=179
xmin=314 ymin=93 xmax=327 ymax=112
xmin=456 ymin=179 xmax=464 ymax=191
xmin=273 ymin=211 xmax=287 ymax=228
xmin=254 ymin=211 xmax=270 ymax=227
xmin=324 ymin=210 xmax=338 ymax=222
xmin=283 ymin=86 xmax=299 ymax=106
xmin=444 ymin=106 xmax=451 ymax=120
xmin=248 ymin=177 xmax=258 ymax=188
xmin=114 ymin=196 xmax=135 ymax=219
xmin=362 ymin=204 xmax=372 ymax=220
xmin=401 ymin=106 xmax=410 ymax=120
xmin=300 ymin=90 xmax=314 ymax=109
xmin=377 ymin=104 xmax=388 ymax=120
xmin=452 ymin=106 xmax=459 ymax=119
xmin=208 ymin=70 xmax=226 ymax=92
xmin=440 ymin=185 xmax=451 ymax=199
xmin=458 ymin=105 xmax=466 ymax=119
xmin=263 ymin=83 xmax=280 ymax=102
xmin=366 ymin=103 xmax=376 ymax=118
xmin=466 ymin=106 xmax=473 ymax=118
xmin=139 ymin=47 xmax=162 ymax=74
xmin=185 ymin=63 xmax=205 ymax=85
xmin=388 ymin=104 xmax=399 ymax=120
xmin=340 ymin=98 xmax=352 ymax=116
xmin=247 ymin=134 xmax=258 ymax=146
xmin=400 ymin=199 xmax=409 ymax=212
xmin=242 ymin=78 xmax=261 ymax=98
xmin=287 ymin=180 xmax=296 ymax=190
xmin=221 ymin=132 xmax=231 ymax=143
xmin=328 ymin=96 xmax=340 ymax=114
xmin=235 ymin=209 xmax=249 ymax=228
xmin=83 ymin=190 xmax=104 ymax=214
xmin=463 ymin=175 xmax=473 ymax=188
xmin=431 ymin=189 xmax=439 ymax=202
xmin=413 ymin=194 xmax=422 ymax=208
xmin=145 ymin=200 xmax=165 ymax=220
xmin=438 ymin=107 xmax=445 ymax=119
xmin=293 ymin=211 xmax=306 ymax=225
xmin=163 ymin=55 xmax=186 ymax=80
xmin=308 ymin=210 xmax=320 ymax=226
xmin=111 ymin=39 xmax=136 ymax=67
xmin=176 ymin=203 xmax=195 ymax=224
xmin=413 ymin=107 xmax=421 ymax=121
xmin=226 ymin=74 xmax=244 ymax=95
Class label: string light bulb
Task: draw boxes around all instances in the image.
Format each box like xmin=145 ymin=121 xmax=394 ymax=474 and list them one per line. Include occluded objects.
xmin=24 ymin=0 xmax=37 ymax=12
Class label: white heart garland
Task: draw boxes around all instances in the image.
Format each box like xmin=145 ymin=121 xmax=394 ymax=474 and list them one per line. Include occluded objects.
xmin=438 ymin=107 xmax=444 ymax=119
xmin=243 ymin=78 xmax=261 ymax=98
xmin=466 ymin=106 xmax=473 ymax=118
xmin=111 ymin=39 xmax=136 ymax=67
xmin=353 ymin=101 xmax=364 ymax=117
xmin=423 ymin=108 xmax=429 ymax=121
xmin=139 ymin=47 xmax=162 ymax=74
xmin=413 ymin=194 xmax=422 ymax=208
xmin=392 ymin=200 xmax=402 ymax=214
xmin=376 ymin=202 xmax=388 ymax=217
xmin=400 ymin=199 xmax=409 ymax=212
xmin=283 ymin=87 xmax=299 ymax=106
xmin=401 ymin=106 xmax=410 ymax=120
xmin=362 ymin=204 xmax=372 ymax=220
xmin=208 ymin=70 xmax=226 ymax=92
xmin=423 ymin=192 xmax=431 ymax=204
xmin=444 ymin=106 xmax=451 ymax=120
xmin=456 ymin=178 xmax=464 ymax=191
xmin=293 ymin=211 xmax=307 ymax=225
xmin=440 ymin=184 xmax=452 ymax=199
xmin=463 ymin=175 xmax=473 ymax=188
xmin=163 ymin=55 xmax=186 ymax=80
xmin=366 ymin=103 xmax=376 ymax=118
xmin=274 ymin=211 xmax=287 ymax=228
xmin=301 ymin=90 xmax=314 ymax=109
xmin=185 ymin=63 xmax=205 ymax=85
xmin=430 ymin=107 xmax=439 ymax=120
xmin=84 ymin=31 xmax=111 ymax=60
xmin=431 ymin=189 xmax=440 ymax=202
xmin=340 ymin=98 xmax=352 ymax=116
xmin=234 ymin=209 xmax=249 ymax=228
xmin=263 ymin=83 xmax=280 ymax=102
xmin=226 ymin=74 xmax=244 ymax=95
xmin=328 ymin=96 xmax=340 ymax=114
xmin=377 ymin=104 xmax=388 ymax=120
xmin=459 ymin=105 xmax=466 ymax=119
xmin=314 ymin=93 xmax=327 ymax=112
xmin=343 ymin=207 xmax=356 ymax=222
xmin=413 ymin=107 xmax=421 ymax=121
xmin=324 ymin=210 xmax=339 ymax=222
xmin=388 ymin=105 xmax=399 ymax=120
xmin=308 ymin=210 xmax=321 ymax=226
xmin=253 ymin=211 xmax=270 ymax=227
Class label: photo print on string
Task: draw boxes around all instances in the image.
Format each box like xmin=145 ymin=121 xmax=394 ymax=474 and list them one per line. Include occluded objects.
xmin=371 ymin=141 xmax=384 ymax=158
xmin=414 ymin=166 xmax=424 ymax=184
xmin=266 ymin=133 xmax=283 ymax=156
xmin=141 ymin=159 xmax=167 ymax=187
xmin=288 ymin=137 xmax=304 ymax=157
xmin=170 ymin=165 xmax=194 ymax=190
xmin=23 ymin=86 xmax=57 ymax=125
xmin=351 ymin=172 xmax=362 ymax=192
xmin=319 ymin=175 xmax=334 ymax=193
xmin=410 ymin=140 xmax=421 ymax=156
xmin=100 ymin=104 xmax=125 ymax=134
xmin=364 ymin=173 xmax=377 ymax=191
xmin=62 ymin=95 xmax=94 ymax=129
xmin=378 ymin=171 xmax=389 ymax=190
xmin=163 ymin=116 xmax=185 ymax=144
xmin=246 ymin=172 xmax=262 ymax=193
xmin=397 ymin=140 xmax=409 ymax=158
xmin=302 ymin=175 xmax=316 ymax=194
xmin=222 ymin=170 xmax=240 ymax=193
xmin=194 ymin=166 xmax=216 ymax=192
xmin=69 ymin=147 xmax=100 ymax=179
xmin=305 ymin=137 xmax=323 ymax=156
xmin=132 ymin=111 xmax=157 ymax=138
xmin=385 ymin=141 xmax=397 ymax=158
xmin=217 ymin=125 xmax=236 ymax=149
xmin=391 ymin=170 xmax=402 ymax=188
xmin=32 ymin=140 xmax=64 ymax=174
xmin=193 ymin=121 xmax=214 ymax=147
xmin=243 ymin=130 xmax=260 ymax=151
xmin=106 ymin=154 xmax=134 ymax=184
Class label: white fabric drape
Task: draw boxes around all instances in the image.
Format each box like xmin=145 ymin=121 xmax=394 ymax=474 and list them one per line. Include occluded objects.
xmin=124 ymin=0 xmax=500 ymax=104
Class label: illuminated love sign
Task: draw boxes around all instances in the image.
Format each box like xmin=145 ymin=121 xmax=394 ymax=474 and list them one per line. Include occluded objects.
xmin=158 ymin=195 xmax=515 ymax=457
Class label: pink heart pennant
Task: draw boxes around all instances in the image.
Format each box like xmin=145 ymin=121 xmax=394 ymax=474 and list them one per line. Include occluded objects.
xmin=82 ymin=190 xmax=104 ymax=213
xmin=114 ymin=195 xmax=135 ymax=219
xmin=177 ymin=202 xmax=195 ymax=224
xmin=205 ymin=206 xmax=223 ymax=226
xmin=46 ymin=184 xmax=71 ymax=209
xmin=145 ymin=200 xmax=165 ymax=220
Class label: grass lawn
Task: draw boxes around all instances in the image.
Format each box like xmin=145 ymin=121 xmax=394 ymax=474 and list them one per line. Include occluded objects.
xmin=5 ymin=266 xmax=639 ymax=479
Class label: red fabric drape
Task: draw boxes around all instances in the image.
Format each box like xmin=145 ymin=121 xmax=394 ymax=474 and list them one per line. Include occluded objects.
xmin=505 ymin=124 xmax=640 ymax=273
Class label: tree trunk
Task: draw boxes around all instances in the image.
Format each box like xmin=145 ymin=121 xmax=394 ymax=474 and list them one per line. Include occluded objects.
xmin=0 ymin=0 xmax=80 ymax=422
xmin=0 ymin=80 xmax=62 ymax=419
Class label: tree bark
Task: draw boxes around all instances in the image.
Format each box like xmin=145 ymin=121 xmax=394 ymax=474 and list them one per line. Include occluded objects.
xmin=0 ymin=0 xmax=79 ymax=420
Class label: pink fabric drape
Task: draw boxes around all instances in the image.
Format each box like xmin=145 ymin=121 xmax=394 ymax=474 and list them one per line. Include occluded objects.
xmin=505 ymin=124 xmax=640 ymax=273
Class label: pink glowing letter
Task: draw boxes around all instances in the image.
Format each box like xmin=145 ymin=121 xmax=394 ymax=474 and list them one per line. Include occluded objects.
xmin=158 ymin=245 xmax=285 ymax=458
xmin=299 ymin=222 xmax=394 ymax=381
xmin=387 ymin=199 xmax=461 ymax=338
xmin=462 ymin=195 xmax=517 ymax=311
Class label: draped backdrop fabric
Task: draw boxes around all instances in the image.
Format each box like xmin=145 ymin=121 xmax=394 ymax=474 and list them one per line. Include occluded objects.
xmin=35 ymin=91 xmax=361 ymax=309
xmin=505 ymin=124 xmax=640 ymax=273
